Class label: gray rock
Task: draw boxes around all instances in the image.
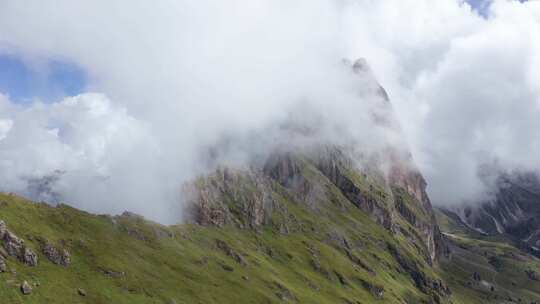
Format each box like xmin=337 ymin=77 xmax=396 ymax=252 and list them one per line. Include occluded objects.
xmin=216 ymin=239 xmax=247 ymax=266
xmin=359 ymin=279 xmax=384 ymax=299
xmin=0 ymin=221 xmax=39 ymax=266
xmin=526 ymin=269 xmax=539 ymax=281
xmin=0 ymin=246 xmax=8 ymax=259
xmin=186 ymin=168 xmax=275 ymax=229
xmin=220 ymin=263 xmax=234 ymax=272
xmin=0 ymin=257 xmax=6 ymax=272
xmin=20 ymin=281 xmax=32 ymax=295
xmin=43 ymin=243 xmax=70 ymax=266
xmin=78 ymin=288 xmax=87 ymax=296
xmin=3 ymin=230 xmax=24 ymax=257
xmin=22 ymin=247 xmax=38 ymax=266
xmin=0 ymin=220 xmax=6 ymax=239
xmin=274 ymin=282 xmax=296 ymax=302
xmin=99 ymin=267 xmax=126 ymax=278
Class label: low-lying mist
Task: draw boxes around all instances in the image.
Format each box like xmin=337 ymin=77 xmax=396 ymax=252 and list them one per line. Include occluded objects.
xmin=0 ymin=0 xmax=539 ymax=223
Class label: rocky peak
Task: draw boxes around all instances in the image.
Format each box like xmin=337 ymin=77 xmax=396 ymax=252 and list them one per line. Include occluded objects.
xmin=347 ymin=57 xmax=390 ymax=102
xmin=185 ymin=58 xmax=446 ymax=263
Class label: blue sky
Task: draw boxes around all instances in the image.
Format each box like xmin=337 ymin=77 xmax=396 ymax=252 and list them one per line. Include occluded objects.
xmin=0 ymin=54 xmax=86 ymax=103
xmin=467 ymin=0 xmax=528 ymax=16
xmin=466 ymin=0 xmax=493 ymax=16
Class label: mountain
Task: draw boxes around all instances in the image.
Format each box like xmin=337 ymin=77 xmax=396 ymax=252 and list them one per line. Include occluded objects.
xmin=436 ymin=207 xmax=540 ymax=304
xmin=0 ymin=59 xmax=539 ymax=303
xmin=442 ymin=171 xmax=540 ymax=255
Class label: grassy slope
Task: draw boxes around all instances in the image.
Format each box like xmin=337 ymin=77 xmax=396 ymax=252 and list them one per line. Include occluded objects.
xmin=436 ymin=209 xmax=540 ymax=304
xmin=0 ymin=185 xmax=444 ymax=304
xmin=1 ymin=176 xmax=538 ymax=303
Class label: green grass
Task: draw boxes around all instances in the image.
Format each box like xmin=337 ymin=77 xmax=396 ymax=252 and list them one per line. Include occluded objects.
xmin=0 ymin=188 xmax=452 ymax=304
xmin=436 ymin=209 xmax=540 ymax=304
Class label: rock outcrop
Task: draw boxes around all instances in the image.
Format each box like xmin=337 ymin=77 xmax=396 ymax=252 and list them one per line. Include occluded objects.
xmin=0 ymin=256 xmax=6 ymax=272
xmin=186 ymin=58 xmax=445 ymax=264
xmin=185 ymin=168 xmax=276 ymax=229
xmin=20 ymin=281 xmax=32 ymax=295
xmin=42 ymin=242 xmax=71 ymax=266
xmin=0 ymin=220 xmax=38 ymax=266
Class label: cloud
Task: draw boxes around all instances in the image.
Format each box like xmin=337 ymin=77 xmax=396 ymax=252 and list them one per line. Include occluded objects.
xmin=342 ymin=0 xmax=540 ymax=205
xmin=0 ymin=0 xmax=398 ymax=222
xmin=0 ymin=0 xmax=538 ymax=220
xmin=0 ymin=93 xmax=179 ymax=220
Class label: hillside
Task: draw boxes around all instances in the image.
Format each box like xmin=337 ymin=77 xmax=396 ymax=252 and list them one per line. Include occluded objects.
xmin=444 ymin=172 xmax=540 ymax=254
xmin=437 ymin=208 xmax=540 ymax=303
xmin=1 ymin=151 xmax=540 ymax=304
xmin=1 ymin=162 xmax=539 ymax=303
xmin=0 ymin=145 xmax=451 ymax=304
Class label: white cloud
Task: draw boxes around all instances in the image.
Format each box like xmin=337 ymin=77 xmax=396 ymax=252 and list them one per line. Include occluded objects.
xmin=0 ymin=93 xmax=181 ymax=220
xmin=0 ymin=119 xmax=12 ymax=141
xmin=336 ymin=0 xmax=540 ymax=205
xmin=0 ymin=0 xmax=395 ymax=222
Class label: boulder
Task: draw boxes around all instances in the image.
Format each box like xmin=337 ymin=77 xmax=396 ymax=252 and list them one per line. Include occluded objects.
xmin=0 ymin=257 xmax=6 ymax=272
xmin=23 ymin=248 xmax=38 ymax=266
xmin=43 ymin=243 xmax=71 ymax=266
xmin=3 ymin=230 xmax=24 ymax=257
xmin=0 ymin=220 xmax=38 ymax=266
xmin=20 ymin=281 xmax=32 ymax=295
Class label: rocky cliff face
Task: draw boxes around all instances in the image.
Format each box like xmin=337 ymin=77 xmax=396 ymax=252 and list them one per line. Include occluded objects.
xmin=183 ymin=145 xmax=454 ymax=301
xmin=446 ymin=172 xmax=540 ymax=252
xmin=185 ymin=59 xmax=446 ymax=264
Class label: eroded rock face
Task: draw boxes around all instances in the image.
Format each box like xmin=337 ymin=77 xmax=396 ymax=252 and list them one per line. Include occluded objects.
xmin=4 ymin=230 xmax=24 ymax=257
xmin=187 ymin=145 xmax=445 ymax=264
xmin=43 ymin=242 xmax=71 ymax=266
xmin=185 ymin=168 xmax=277 ymax=229
xmin=387 ymin=242 xmax=451 ymax=299
xmin=312 ymin=148 xmax=393 ymax=229
xmin=0 ymin=220 xmax=38 ymax=266
xmin=23 ymin=247 xmax=38 ymax=266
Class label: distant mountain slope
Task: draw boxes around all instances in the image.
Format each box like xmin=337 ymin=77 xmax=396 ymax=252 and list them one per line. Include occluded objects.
xmin=443 ymin=172 xmax=540 ymax=254
xmin=436 ymin=208 xmax=540 ymax=304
